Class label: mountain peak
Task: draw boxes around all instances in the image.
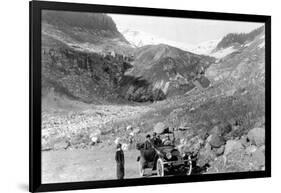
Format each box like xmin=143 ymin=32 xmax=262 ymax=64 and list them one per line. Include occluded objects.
xmin=42 ymin=10 xmax=118 ymax=32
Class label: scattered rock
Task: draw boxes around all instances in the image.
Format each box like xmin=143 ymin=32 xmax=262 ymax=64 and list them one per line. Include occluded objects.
xmin=197 ymin=147 xmax=216 ymax=167
xmin=208 ymin=126 xmax=220 ymax=135
xmin=204 ymin=142 xmax=212 ymax=151
xmin=240 ymin=135 xmax=250 ymax=147
xmin=213 ymin=145 xmax=225 ymax=156
xmin=206 ymin=135 xmax=212 ymax=143
xmin=42 ymin=138 xmax=52 ymax=151
xmin=254 ymin=117 xmax=265 ymax=128
xmin=182 ymin=136 xmax=204 ymax=154
xmin=189 ymin=107 xmax=195 ymax=112
xmin=126 ymin=125 xmax=132 ymax=131
xmin=153 ymin=122 xmax=167 ymax=134
xmin=247 ymin=127 xmax=265 ymax=146
xmin=220 ymin=123 xmax=232 ymax=136
xmin=209 ymin=134 xmax=226 ymax=148
xmin=252 ymin=149 xmax=265 ymax=167
xmin=211 ymin=119 xmax=220 ymax=125
xmin=122 ymin=143 xmax=129 ymax=151
xmin=114 ymin=137 xmax=120 ymax=145
xmin=92 ymin=129 xmax=102 ymax=137
xmin=206 ymin=155 xmax=226 ymax=174
xmin=133 ymin=128 xmax=140 ymax=134
xmin=245 ymin=145 xmax=258 ymax=155
xmin=224 ymin=140 xmax=243 ymax=156
xmin=91 ymin=136 xmax=100 ymax=144
xmin=259 ymin=145 xmax=265 ymax=154
xmin=53 ymin=140 xmax=69 ymax=150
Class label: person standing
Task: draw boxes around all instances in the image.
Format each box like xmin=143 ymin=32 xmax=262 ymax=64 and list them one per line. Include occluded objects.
xmin=115 ymin=143 xmax=125 ymax=179
xmin=151 ymin=132 xmax=162 ymax=147
xmin=144 ymin=134 xmax=152 ymax=149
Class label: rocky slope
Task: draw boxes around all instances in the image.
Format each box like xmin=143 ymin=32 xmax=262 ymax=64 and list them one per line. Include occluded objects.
xmin=42 ymin=10 xmax=133 ymax=55
xmin=210 ymin=26 xmax=264 ymax=58
xmin=166 ymin=26 xmax=266 ymax=173
xmin=42 ymin=11 xmax=217 ymax=103
xmin=42 ymin=34 xmax=134 ymax=103
xmin=121 ymin=44 xmax=216 ymax=101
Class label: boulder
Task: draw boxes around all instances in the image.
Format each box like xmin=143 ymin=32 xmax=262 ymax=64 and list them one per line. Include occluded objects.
xmin=182 ymin=136 xmax=203 ymax=154
xmin=208 ymin=126 xmax=220 ymax=135
xmin=220 ymin=123 xmax=232 ymax=136
xmin=153 ymin=122 xmax=167 ymax=134
xmin=247 ymin=127 xmax=265 ymax=146
xmin=209 ymin=123 xmax=232 ymax=137
xmin=122 ymin=143 xmax=129 ymax=151
xmin=42 ymin=138 xmax=52 ymax=151
xmin=208 ymin=143 xmax=264 ymax=173
xmin=213 ymin=145 xmax=225 ymax=156
xmin=197 ymin=147 xmax=216 ymax=167
xmin=133 ymin=128 xmax=140 ymax=134
xmin=206 ymin=156 xmax=226 ymax=174
xmin=254 ymin=117 xmax=265 ymax=128
xmin=252 ymin=149 xmax=265 ymax=167
xmin=224 ymin=140 xmax=243 ymax=156
xmin=53 ymin=140 xmax=69 ymax=150
xmin=114 ymin=137 xmax=121 ymax=145
xmin=91 ymin=129 xmax=102 ymax=138
xmin=206 ymin=135 xmax=212 ymax=143
xmin=91 ymin=136 xmax=100 ymax=144
xmin=245 ymin=145 xmax=258 ymax=155
xmin=126 ymin=125 xmax=132 ymax=131
xmin=259 ymin=145 xmax=265 ymax=154
xmin=209 ymin=134 xmax=226 ymax=148
xmin=240 ymin=135 xmax=250 ymax=147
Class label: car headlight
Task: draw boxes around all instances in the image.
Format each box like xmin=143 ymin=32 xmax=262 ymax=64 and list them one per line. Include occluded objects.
xmin=166 ymin=152 xmax=172 ymax=159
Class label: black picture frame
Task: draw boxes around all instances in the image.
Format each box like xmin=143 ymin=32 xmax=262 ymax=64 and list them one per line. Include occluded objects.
xmin=29 ymin=0 xmax=271 ymax=192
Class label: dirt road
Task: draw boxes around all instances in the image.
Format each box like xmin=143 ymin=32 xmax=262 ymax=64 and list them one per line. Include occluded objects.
xmin=42 ymin=146 xmax=144 ymax=183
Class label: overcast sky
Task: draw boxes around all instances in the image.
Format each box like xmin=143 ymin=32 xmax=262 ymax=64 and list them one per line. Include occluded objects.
xmin=110 ymin=13 xmax=263 ymax=45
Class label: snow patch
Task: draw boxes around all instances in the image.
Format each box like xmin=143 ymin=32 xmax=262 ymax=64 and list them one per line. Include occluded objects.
xmin=259 ymin=35 xmax=265 ymax=40
xmin=191 ymin=39 xmax=221 ymax=55
xmin=210 ymin=46 xmax=237 ymax=58
xmin=258 ymin=42 xmax=265 ymax=48
xmin=119 ymin=27 xmax=194 ymax=52
xmin=244 ymin=41 xmax=253 ymax=47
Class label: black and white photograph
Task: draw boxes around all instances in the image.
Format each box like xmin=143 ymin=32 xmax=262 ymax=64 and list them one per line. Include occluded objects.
xmin=41 ymin=9 xmax=266 ymax=184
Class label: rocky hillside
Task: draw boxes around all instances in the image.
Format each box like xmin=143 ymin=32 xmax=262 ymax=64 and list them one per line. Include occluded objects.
xmin=215 ymin=26 xmax=264 ymax=50
xmin=165 ymin=26 xmax=266 ymax=173
xmin=207 ymin=26 xmax=265 ymax=88
xmin=121 ymin=44 xmax=216 ymax=101
xmin=42 ymin=10 xmax=133 ymax=55
xmin=42 ymin=11 xmax=217 ymax=103
xmin=42 ymin=34 xmax=133 ymax=103
xmin=211 ymin=26 xmax=264 ymax=58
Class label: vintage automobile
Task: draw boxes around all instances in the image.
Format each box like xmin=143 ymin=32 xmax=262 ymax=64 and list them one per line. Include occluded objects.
xmin=136 ymin=128 xmax=193 ymax=177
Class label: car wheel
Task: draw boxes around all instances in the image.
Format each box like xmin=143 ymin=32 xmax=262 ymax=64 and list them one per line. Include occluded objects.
xmin=186 ymin=156 xmax=192 ymax=175
xmin=139 ymin=159 xmax=145 ymax=177
xmin=156 ymin=158 xmax=165 ymax=177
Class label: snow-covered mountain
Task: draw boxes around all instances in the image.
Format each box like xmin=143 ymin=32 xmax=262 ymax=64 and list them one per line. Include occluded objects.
xmin=118 ymin=27 xmax=195 ymax=52
xmin=190 ymin=39 xmax=220 ymax=55
xmin=118 ymin=27 xmax=221 ymax=57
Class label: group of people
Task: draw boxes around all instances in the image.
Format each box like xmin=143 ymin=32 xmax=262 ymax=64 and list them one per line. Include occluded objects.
xmin=143 ymin=132 xmax=161 ymax=149
xmin=115 ymin=131 xmax=173 ymax=179
xmin=144 ymin=132 xmax=173 ymax=149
